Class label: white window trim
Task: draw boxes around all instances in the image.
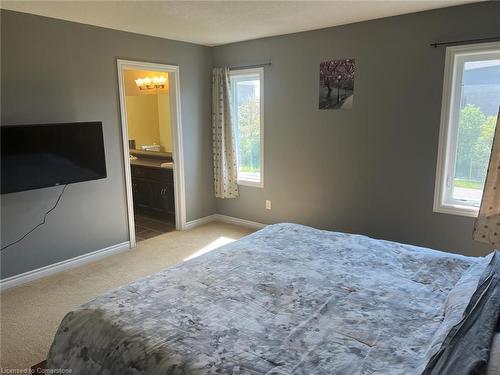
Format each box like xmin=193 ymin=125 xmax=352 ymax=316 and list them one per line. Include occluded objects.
xmin=433 ymin=41 xmax=500 ymax=217
xmin=230 ymin=67 xmax=265 ymax=188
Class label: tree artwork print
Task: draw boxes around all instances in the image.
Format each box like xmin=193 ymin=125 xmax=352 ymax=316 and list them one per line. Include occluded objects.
xmin=319 ymin=59 xmax=355 ymax=110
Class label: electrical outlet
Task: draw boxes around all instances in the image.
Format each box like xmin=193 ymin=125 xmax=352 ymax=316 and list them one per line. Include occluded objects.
xmin=265 ymin=200 xmax=272 ymax=210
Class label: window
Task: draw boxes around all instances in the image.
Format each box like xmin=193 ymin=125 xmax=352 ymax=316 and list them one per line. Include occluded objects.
xmin=434 ymin=42 xmax=500 ymax=217
xmin=230 ymin=68 xmax=264 ymax=187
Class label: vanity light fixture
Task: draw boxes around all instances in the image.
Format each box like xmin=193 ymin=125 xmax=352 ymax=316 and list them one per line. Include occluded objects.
xmin=134 ymin=76 xmax=167 ymax=90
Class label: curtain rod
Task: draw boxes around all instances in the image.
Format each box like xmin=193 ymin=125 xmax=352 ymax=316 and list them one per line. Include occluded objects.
xmin=430 ymin=36 xmax=500 ymax=48
xmin=229 ymin=62 xmax=272 ymax=70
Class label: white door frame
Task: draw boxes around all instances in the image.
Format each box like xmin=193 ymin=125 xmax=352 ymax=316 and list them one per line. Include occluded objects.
xmin=117 ymin=59 xmax=187 ymax=248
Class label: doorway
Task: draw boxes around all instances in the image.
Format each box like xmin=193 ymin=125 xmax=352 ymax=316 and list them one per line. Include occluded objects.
xmin=117 ymin=60 xmax=186 ymax=248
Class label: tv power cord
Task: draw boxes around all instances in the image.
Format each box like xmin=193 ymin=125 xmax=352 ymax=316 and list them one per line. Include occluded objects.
xmin=1 ymin=184 xmax=68 ymax=252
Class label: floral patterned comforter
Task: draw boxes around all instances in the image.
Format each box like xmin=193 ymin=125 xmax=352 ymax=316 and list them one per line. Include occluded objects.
xmin=47 ymin=223 xmax=492 ymax=374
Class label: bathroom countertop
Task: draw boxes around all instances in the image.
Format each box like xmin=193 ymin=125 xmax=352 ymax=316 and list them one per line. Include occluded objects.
xmin=130 ymin=149 xmax=173 ymax=160
xmin=130 ymin=158 xmax=174 ymax=170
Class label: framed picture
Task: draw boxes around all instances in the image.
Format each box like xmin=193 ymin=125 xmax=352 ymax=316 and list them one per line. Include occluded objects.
xmin=319 ymin=58 xmax=355 ymax=110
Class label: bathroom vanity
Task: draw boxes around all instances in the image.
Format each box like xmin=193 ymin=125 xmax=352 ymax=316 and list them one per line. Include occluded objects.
xmin=130 ymin=150 xmax=175 ymax=224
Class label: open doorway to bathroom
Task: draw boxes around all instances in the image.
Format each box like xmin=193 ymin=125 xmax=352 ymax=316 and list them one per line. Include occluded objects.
xmin=117 ymin=60 xmax=186 ymax=247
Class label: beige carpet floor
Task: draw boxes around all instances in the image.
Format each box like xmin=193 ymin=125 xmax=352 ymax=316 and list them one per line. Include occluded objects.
xmin=0 ymin=222 xmax=253 ymax=369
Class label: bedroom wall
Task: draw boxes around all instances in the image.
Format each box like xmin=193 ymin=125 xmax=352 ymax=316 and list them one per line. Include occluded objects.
xmin=213 ymin=1 xmax=500 ymax=257
xmin=0 ymin=10 xmax=215 ymax=279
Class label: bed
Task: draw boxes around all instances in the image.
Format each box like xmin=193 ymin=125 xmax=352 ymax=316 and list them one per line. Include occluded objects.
xmin=47 ymin=223 xmax=500 ymax=374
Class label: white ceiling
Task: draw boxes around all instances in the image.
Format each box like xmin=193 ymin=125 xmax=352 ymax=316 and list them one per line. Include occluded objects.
xmin=1 ymin=1 xmax=479 ymax=46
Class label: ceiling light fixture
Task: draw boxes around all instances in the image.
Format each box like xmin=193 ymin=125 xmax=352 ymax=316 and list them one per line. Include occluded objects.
xmin=134 ymin=76 xmax=167 ymax=90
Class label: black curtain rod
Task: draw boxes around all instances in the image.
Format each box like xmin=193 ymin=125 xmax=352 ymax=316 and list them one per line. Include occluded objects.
xmin=430 ymin=36 xmax=500 ymax=48
xmin=229 ymin=62 xmax=272 ymax=70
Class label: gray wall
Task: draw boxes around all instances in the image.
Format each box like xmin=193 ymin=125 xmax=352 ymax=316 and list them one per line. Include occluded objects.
xmin=213 ymin=1 xmax=500 ymax=257
xmin=1 ymin=10 xmax=215 ymax=278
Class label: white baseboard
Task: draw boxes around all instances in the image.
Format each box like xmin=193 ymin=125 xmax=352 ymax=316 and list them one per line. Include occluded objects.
xmin=213 ymin=214 xmax=266 ymax=230
xmin=0 ymin=241 xmax=131 ymax=292
xmin=184 ymin=214 xmax=218 ymax=230
xmin=185 ymin=214 xmax=266 ymax=230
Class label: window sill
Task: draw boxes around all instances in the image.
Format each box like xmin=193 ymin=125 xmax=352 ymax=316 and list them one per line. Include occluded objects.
xmin=237 ymin=179 xmax=263 ymax=188
xmin=433 ymin=203 xmax=478 ymax=218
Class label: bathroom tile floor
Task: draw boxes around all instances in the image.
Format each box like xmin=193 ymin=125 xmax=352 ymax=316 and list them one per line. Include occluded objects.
xmin=134 ymin=213 xmax=175 ymax=242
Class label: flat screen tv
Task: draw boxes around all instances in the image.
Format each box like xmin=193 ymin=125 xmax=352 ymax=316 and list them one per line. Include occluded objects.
xmin=1 ymin=122 xmax=107 ymax=194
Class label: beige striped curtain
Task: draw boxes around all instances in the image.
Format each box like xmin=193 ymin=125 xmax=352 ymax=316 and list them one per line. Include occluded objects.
xmin=212 ymin=67 xmax=239 ymax=198
xmin=474 ymin=108 xmax=500 ymax=245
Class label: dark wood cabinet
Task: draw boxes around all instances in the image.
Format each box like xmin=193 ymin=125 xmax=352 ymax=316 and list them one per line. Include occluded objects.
xmin=133 ymin=177 xmax=154 ymax=210
xmin=131 ymin=164 xmax=175 ymax=224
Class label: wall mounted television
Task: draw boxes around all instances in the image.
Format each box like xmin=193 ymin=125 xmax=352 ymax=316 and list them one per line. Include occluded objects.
xmin=1 ymin=122 xmax=107 ymax=194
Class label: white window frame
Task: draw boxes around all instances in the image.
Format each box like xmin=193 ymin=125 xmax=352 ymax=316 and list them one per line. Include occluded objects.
xmin=230 ymin=67 xmax=265 ymax=188
xmin=434 ymin=42 xmax=500 ymax=217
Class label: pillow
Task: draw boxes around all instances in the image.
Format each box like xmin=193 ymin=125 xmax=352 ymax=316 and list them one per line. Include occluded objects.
xmin=423 ymin=256 xmax=489 ymax=366
xmin=488 ymin=334 xmax=500 ymax=375
xmin=443 ymin=257 xmax=487 ymax=315
xmin=422 ymin=251 xmax=500 ymax=375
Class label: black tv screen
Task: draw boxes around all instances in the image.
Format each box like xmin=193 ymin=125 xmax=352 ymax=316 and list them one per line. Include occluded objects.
xmin=1 ymin=122 xmax=107 ymax=194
